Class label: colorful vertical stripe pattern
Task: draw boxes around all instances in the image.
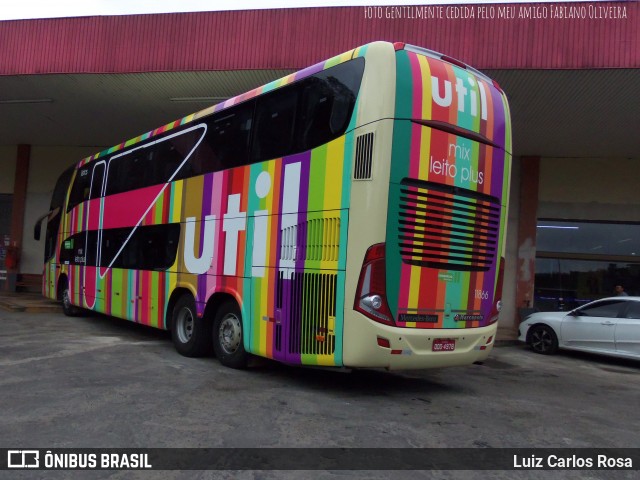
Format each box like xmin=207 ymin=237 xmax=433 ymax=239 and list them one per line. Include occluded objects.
xmin=387 ymin=50 xmax=511 ymax=329
xmin=55 ymin=139 xmax=352 ymax=365
xmin=48 ymin=48 xmax=360 ymax=367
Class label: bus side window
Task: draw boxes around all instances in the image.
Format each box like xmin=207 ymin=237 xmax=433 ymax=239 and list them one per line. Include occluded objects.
xmin=296 ymin=77 xmax=334 ymax=150
xmin=100 ymin=228 xmax=133 ymax=269
xmin=59 ymin=235 xmax=75 ymax=264
xmin=328 ymin=81 xmax=354 ymax=135
xmin=99 ymin=224 xmax=180 ymax=271
xmin=89 ymin=163 xmax=106 ymax=200
xmin=59 ymin=230 xmax=99 ymax=266
xmin=127 ymin=152 xmax=153 ymax=191
xmin=136 ymin=224 xmax=180 ymax=270
xmin=251 ymin=87 xmax=299 ymax=163
xmin=156 ymin=136 xmax=191 ymax=182
xmin=249 ymin=58 xmax=363 ymax=161
xmin=105 ymin=158 xmax=129 ymax=196
xmin=297 ymin=58 xmax=364 ymax=151
xmin=67 ymin=165 xmax=93 ymax=212
xmin=162 ymin=128 xmax=214 ymax=181
xmin=298 ymin=59 xmax=363 ymax=150
xmin=205 ymin=101 xmax=254 ymax=171
xmin=84 ymin=230 xmax=99 ymax=266
xmin=106 ymin=149 xmax=153 ymax=196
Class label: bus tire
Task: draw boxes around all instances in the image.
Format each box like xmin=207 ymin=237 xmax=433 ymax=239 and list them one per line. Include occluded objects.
xmin=61 ymin=280 xmax=81 ymax=317
xmin=212 ymin=300 xmax=248 ymax=369
xmin=171 ymin=294 xmax=212 ymax=357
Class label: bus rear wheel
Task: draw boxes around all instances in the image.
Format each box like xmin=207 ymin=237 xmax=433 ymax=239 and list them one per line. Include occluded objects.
xmin=171 ymin=294 xmax=212 ymax=357
xmin=212 ymin=300 xmax=248 ymax=369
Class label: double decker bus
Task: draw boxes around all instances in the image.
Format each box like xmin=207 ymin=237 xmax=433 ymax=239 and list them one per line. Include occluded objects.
xmin=36 ymin=41 xmax=511 ymax=369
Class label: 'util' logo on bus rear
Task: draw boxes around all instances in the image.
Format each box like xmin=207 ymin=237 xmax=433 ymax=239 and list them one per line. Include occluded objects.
xmin=183 ymin=162 xmax=302 ymax=278
xmin=431 ymin=74 xmax=488 ymax=121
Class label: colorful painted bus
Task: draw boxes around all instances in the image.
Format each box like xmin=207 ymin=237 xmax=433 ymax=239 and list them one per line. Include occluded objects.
xmin=36 ymin=41 xmax=511 ymax=370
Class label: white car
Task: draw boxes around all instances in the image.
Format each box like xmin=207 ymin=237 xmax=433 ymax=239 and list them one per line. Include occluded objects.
xmin=518 ymin=297 xmax=640 ymax=360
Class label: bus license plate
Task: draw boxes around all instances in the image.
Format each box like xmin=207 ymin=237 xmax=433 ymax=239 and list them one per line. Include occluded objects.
xmin=432 ymin=339 xmax=456 ymax=352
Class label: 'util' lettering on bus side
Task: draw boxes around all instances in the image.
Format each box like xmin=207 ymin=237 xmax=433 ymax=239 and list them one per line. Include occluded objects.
xmin=431 ymin=73 xmax=488 ymax=120
xmin=183 ymin=163 xmax=300 ymax=277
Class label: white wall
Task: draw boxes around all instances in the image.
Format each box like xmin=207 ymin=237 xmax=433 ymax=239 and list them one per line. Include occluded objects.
xmin=538 ymin=157 xmax=640 ymax=221
xmin=498 ymin=156 xmax=640 ymax=331
xmin=21 ymin=146 xmax=102 ymax=274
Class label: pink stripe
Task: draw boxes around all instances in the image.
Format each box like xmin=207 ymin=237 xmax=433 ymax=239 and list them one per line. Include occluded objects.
xmin=101 ymin=185 xmax=164 ymax=230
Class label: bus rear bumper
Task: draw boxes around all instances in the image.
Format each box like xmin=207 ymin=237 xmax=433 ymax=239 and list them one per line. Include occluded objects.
xmin=342 ymin=316 xmax=497 ymax=370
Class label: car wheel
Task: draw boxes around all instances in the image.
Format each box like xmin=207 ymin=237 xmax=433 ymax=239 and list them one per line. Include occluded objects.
xmin=171 ymin=294 xmax=212 ymax=357
xmin=213 ymin=300 xmax=248 ymax=369
xmin=529 ymin=324 xmax=559 ymax=355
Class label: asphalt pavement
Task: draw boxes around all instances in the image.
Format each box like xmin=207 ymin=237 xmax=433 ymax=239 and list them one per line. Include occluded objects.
xmin=1 ymin=303 xmax=638 ymax=479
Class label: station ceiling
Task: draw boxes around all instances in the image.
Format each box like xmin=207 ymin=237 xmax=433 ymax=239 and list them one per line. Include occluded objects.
xmin=1 ymin=5 xmax=638 ymax=161
xmin=1 ymin=67 xmax=638 ymax=159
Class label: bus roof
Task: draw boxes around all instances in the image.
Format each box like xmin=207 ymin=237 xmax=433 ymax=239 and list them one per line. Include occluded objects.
xmin=77 ymin=45 xmax=360 ymax=168
xmin=75 ymin=41 xmax=504 ymax=169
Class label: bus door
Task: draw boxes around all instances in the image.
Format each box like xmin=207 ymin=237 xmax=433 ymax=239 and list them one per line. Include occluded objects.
xmin=248 ymin=206 xmax=308 ymax=365
xmin=83 ymin=160 xmax=106 ymax=309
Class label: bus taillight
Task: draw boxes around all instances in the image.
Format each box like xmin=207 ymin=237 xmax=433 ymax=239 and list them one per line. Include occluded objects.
xmin=354 ymin=243 xmax=394 ymax=326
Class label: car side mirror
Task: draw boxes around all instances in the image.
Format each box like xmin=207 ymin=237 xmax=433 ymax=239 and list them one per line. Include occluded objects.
xmin=34 ymin=207 xmax=59 ymax=241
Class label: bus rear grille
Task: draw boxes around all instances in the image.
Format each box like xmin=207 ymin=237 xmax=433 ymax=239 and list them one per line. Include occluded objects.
xmin=287 ymin=272 xmax=337 ymax=356
xmin=398 ymin=179 xmax=500 ymax=272
xmin=354 ymin=132 xmax=374 ymax=180
xmin=280 ymin=217 xmax=340 ymax=262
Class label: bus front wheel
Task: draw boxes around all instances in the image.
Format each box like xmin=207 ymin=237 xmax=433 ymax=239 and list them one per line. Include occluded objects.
xmin=212 ymin=300 xmax=248 ymax=369
xmin=171 ymin=294 xmax=212 ymax=357
xmin=61 ymin=280 xmax=81 ymax=317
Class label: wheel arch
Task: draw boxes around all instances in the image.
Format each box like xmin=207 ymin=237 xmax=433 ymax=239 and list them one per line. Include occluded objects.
xmin=165 ymin=286 xmax=196 ymax=330
xmin=165 ymin=286 xmax=245 ymax=335
xmin=204 ymin=291 xmax=241 ymax=322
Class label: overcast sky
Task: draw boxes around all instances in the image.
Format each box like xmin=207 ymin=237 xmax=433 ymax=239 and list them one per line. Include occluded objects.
xmin=1 ymin=0 xmax=598 ymax=21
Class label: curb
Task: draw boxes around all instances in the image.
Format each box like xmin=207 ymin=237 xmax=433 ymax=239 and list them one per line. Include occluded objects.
xmin=0 ymin=298 xmax=61 ymax=314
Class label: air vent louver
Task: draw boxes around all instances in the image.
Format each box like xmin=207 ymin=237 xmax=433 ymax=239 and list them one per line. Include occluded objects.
xmin=397 ymin=180 xmax=500 ymax=272
xmin=354 ymin=132 xmax=374 ymax=180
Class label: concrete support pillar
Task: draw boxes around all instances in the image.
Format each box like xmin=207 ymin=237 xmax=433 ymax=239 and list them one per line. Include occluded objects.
xmin=515 ymin=156 xmax=540 ymax=318
xmin=8 ymin=144 xmax=31 ymax=274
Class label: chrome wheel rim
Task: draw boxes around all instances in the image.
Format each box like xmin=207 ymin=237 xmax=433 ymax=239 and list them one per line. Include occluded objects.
xmin=176 ymin=307 xmax=194 ymax=344
xmin=531 ymin=328 xmax=553 ymax=353
xmin=219 ymin=313 xmax=242 ymax=354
